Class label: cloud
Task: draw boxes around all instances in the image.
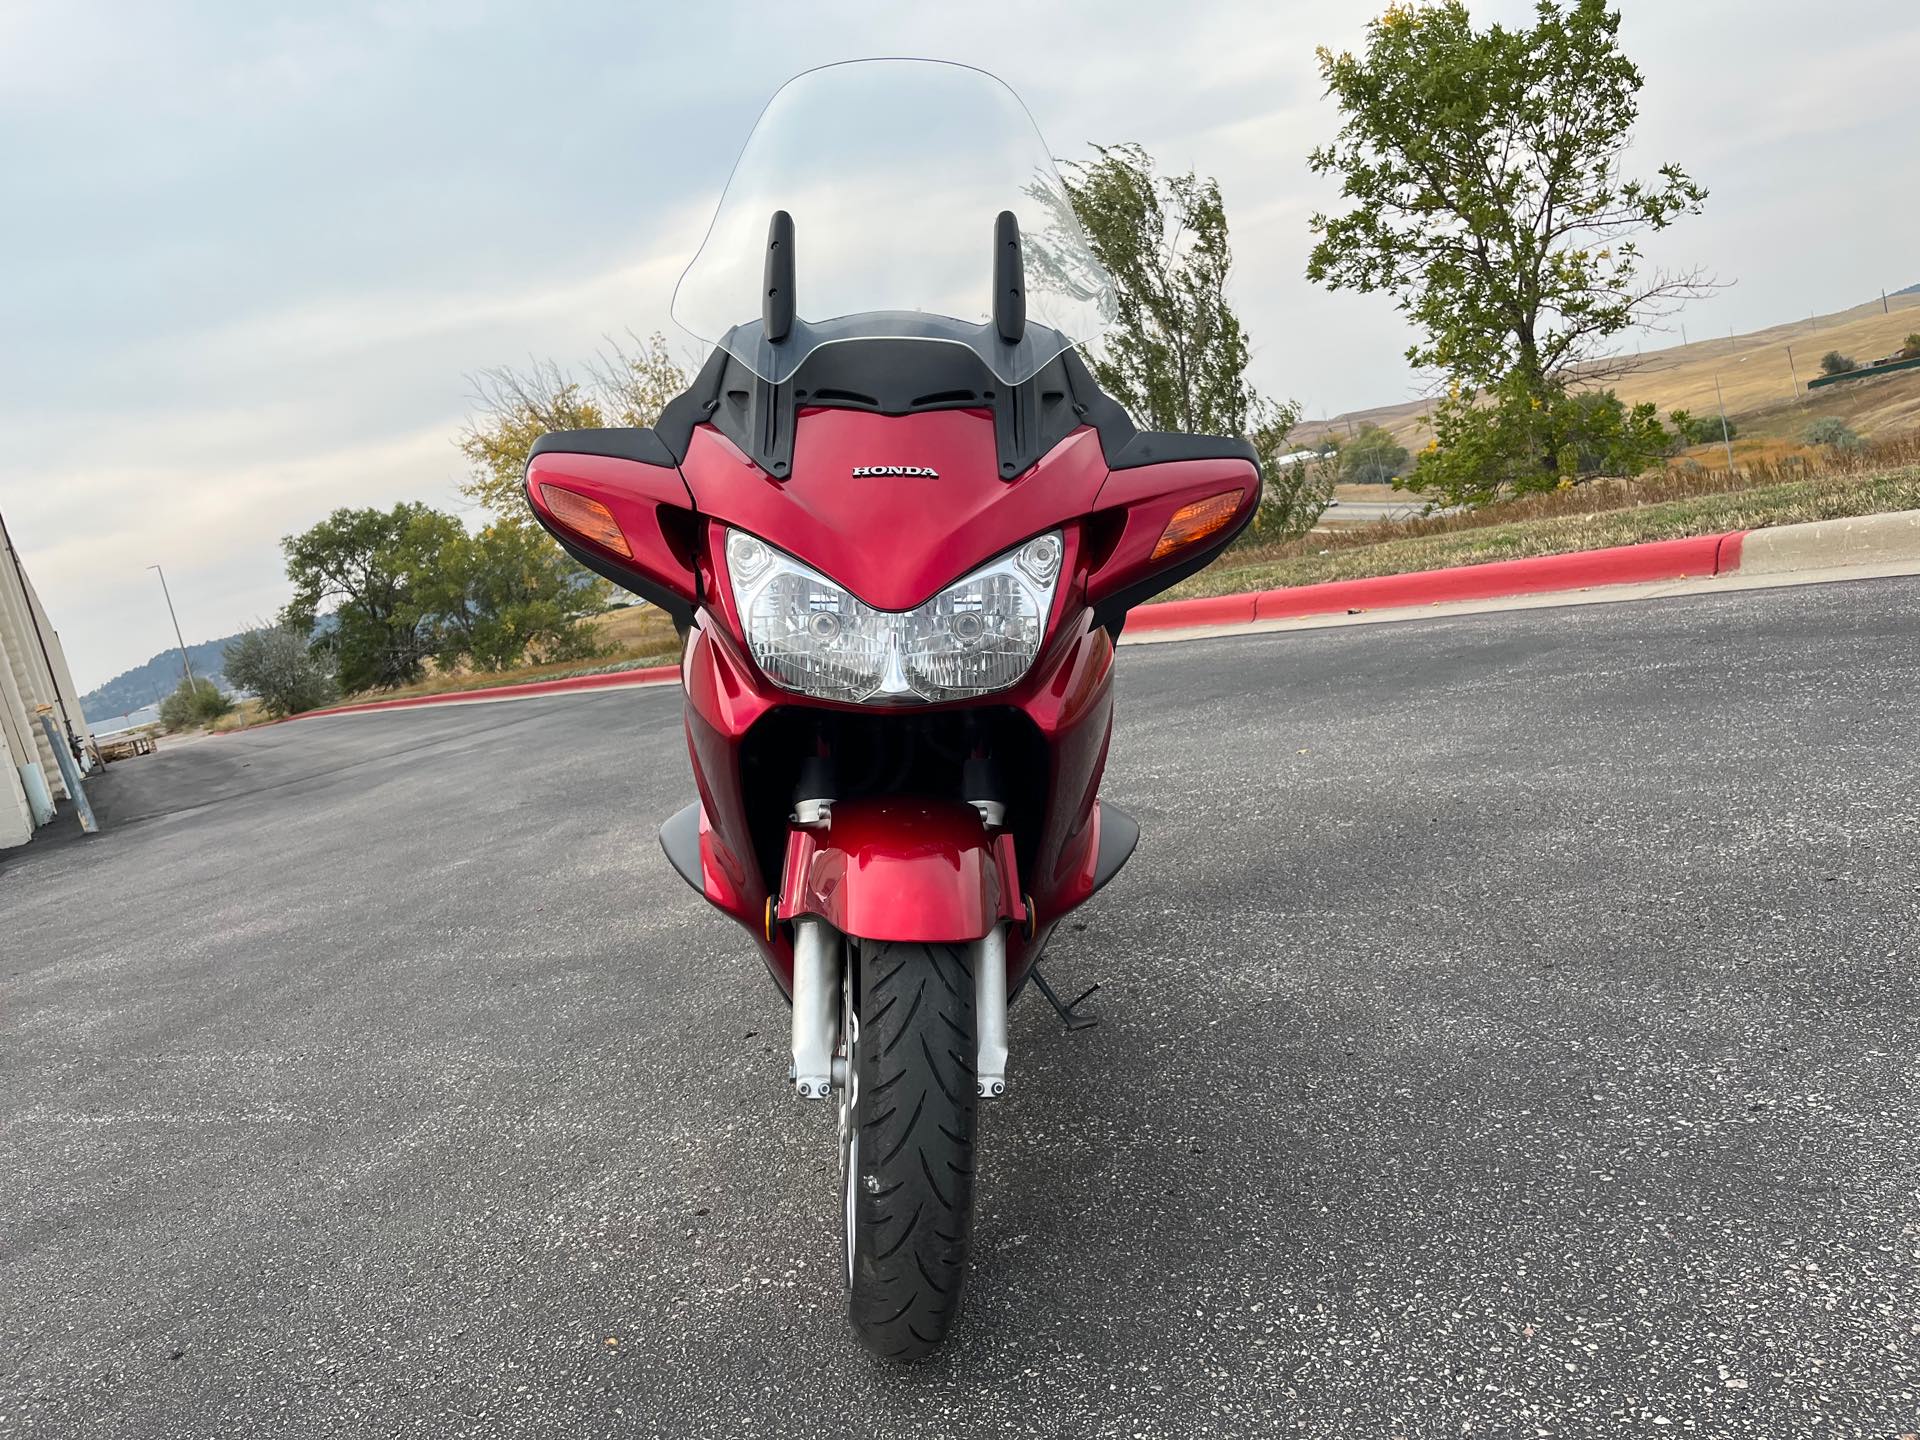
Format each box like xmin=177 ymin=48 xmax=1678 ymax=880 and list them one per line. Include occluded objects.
xmin=9 ymin=0 xmax=1920 ymax=696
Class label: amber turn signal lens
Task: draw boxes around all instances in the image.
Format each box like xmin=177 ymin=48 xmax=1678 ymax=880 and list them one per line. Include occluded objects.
xmin=540 ymin=484 xmax=631 ymax=558
xmin=1151 ymin=491 xmax=1243 ymax=561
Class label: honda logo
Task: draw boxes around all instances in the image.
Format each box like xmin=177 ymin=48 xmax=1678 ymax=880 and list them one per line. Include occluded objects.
xmin=851 ymin=465 xmax=940 ymax=478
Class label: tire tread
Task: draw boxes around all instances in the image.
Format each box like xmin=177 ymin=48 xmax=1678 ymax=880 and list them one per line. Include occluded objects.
xmin=848 ymin=940 xmax=976 ymax=1358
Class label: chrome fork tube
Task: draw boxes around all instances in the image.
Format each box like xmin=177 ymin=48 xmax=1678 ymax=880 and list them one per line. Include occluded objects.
xmin=974 ymin=926 xmax=1008 ymax=1098
xmin=791 ymin=918 xmax=840 ymax=1100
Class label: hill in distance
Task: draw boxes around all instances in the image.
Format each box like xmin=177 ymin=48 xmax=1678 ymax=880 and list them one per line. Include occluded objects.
xmin=1297 ymin=289 xmax=1920 ymax=451
xmin=82 ymin=631 xmax=246 ymax=724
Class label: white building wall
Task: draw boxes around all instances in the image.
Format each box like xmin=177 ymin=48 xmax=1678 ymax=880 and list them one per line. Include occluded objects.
xmin=1 ymin=735 xmax=30 ymax=848
xmin=0 ymin=513 xmax=92 ymax=847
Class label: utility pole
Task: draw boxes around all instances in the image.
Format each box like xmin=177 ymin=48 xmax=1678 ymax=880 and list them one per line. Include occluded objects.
xmin=1883 ymin=289 xmax=1890 ymax=315
xmin=148 ymin=565 xmax=196 ymax=691
xmin=1787 ymin=344 xmax=1800 ymax=396
xmin=1714 ymin=374 xmax=1737 ymax=475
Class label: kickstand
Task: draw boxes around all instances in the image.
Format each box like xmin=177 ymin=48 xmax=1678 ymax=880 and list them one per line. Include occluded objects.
xmin=1030 ymin=967 xmax=1101 ymax=1031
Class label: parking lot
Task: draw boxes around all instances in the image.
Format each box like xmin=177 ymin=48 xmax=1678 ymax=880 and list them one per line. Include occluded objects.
xmin=3 ymin=577 xmax=1917 ymax=1438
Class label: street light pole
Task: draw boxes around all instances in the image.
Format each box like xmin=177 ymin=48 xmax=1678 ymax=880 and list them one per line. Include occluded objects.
xmin=149 ymin=565 xmax=196 ymax=691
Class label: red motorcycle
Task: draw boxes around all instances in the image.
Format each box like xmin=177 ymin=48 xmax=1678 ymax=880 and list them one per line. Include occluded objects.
xmin=523 ymin=60 xmax=1260 ymax=1357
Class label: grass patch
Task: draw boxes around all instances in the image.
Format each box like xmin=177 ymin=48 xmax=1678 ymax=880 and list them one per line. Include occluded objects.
xmin=1171 ymin=464 xmax=1920 ymax=599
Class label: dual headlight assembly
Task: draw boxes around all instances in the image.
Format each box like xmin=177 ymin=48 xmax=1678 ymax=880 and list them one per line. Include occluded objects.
xmin=725 ymin=528 xmax=1063 ymax=704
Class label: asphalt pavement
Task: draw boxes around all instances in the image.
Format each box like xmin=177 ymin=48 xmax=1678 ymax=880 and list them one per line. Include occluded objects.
xmin=3 ymin=577 xmax=1917 ymax=1438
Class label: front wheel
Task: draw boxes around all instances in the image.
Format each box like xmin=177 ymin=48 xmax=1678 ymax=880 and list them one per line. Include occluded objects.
xmin=840 ymin=939 xmax=977 ymax=1359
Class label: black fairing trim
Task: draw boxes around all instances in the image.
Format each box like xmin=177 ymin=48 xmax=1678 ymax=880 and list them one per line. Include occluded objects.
xmin=660 ymin=801 xmax=704 ymax=895
xmin=529 ymin=428 xmax=677 ymax=467
xmin=656 ymin=339 xmax=1091 ymax=480
xmin=1091 ymin=800 xmax=1140 ymax=895
xmin=647 ymin=337 xmax=1259 ymax=480
xmin=654 ymin=348 xmax=729 ymax=458
xmin=1090 ymin=496 xmax=1260 ymax=637
xmin=1111 ymin=431 xmax=1259 ymax=469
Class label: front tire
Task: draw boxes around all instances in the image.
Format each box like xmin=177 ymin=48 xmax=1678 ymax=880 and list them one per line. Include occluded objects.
xmin=841 ymin=940 xmax=977 ymax=1359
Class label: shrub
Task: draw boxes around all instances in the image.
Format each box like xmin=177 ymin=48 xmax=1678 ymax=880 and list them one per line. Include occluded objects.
xmin=223 ymin=625 xmax=339 ymax=717
xmin=1251 ymin=452 xmax=1335 ymax=539
xmin=1819 ymin=351 xmax=1858 ymax=376
xmin=1802 ymin=417 xmax=1862 ymax=450
xmin=158 ymin=677 xmax=233 ymax=731
xmin=1900 ymin=333 xmax=1920 ymax=360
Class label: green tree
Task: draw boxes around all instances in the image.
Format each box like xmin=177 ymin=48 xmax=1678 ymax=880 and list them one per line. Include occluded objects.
xmin=281 ymin=504 xmax=463 ymax=692
xmin=459 ymin=332 xmax=690 ymax=528
xmin=1412 ymin=379 xmax=1667 ymax=504
xmin=1339 ymin=424 xmax=1411 ymax=484
xmin=1308 ymin=1 xmax=1708 ymax=394
xmin=223 ymin=624 xmax=338 ymax=717
xmin=416 ymin=523 xmax=606 ymax=672
xmin=1667 ymin=408 xmax=1735 ymax=447
xmin=1041 ymin=143 xmax=1317 ymax=532
xmin=1818 ymin=351 xmax=1857 ymax=377
xmin=158 ymin=677 xmax=232 ymax=731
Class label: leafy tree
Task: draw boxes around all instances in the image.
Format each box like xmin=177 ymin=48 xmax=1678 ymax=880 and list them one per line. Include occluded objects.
xmin=459 ymin=332 xmax=690 ymax=528
xmin=1412 ymin=379 xmax=1667 ymax=504
xmin=1253 ymin=452 xmax=1336 ymax=539
xmin=1043 ymin=143 xmax=1315 ymax=531
xmin=1818 ymin=351 xmax=1857 ymax=377
xmin=1901 ymin=333 xmax=1920 ymax=359
xmin=1308 ymin=1 xmax=1708 ymax=393
xmin=415 ymin=523 xmax=606 ymax=672
xmin=281 ymin=504 xmax=463 ymax=692
xmin=1668 ymin=408 xmax=1735 ymax=446
xmin=1338 ymin=424 xmax=1411 ymax=484
xmin=1552 ymin=389 xmax=1669 ymax=476
xmin=1802 ymin=417 xmax=1862 ymax=450
xmin=158 ymin=677 xmax=232 ymax=731
xmin=223 ymin=625 xmax=338 ymax=717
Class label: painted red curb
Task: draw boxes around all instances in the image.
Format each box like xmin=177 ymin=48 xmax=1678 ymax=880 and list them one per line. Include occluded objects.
xmin=1129 ymin=530 xmax=1749 ymax=632
xmin=1121 ymin=591 xmax=1258 ymax=631
xmin=273 ymin=664 xmax=681 ymax=725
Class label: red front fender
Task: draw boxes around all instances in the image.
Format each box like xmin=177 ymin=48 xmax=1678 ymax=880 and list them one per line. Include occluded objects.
xmin=777 ymin=797 xmax=1026 ymax=943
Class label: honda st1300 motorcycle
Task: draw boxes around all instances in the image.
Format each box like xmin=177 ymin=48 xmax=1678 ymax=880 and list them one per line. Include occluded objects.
xmin=523 ymin=59 xmax=1261 ymax=1358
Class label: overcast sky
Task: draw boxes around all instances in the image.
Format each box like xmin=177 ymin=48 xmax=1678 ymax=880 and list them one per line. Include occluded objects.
xmin=5 ymin=0 xmax=1917 ymax=691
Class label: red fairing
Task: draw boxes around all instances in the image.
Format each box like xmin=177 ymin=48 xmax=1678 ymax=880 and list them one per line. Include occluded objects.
xmin=523 ymin=451 xmax=697 ymax=604
xmin=778 ymin=798 xmax=1026 ymax=943
xmin=679 ymin=411 xmax=1111 ymax=610
xmin=668 ymin=400 xmax=1246 ymax=992
xmin=1083 ymin=456 xmax=1262 ymax=612
xmin=679 ymin=595 xmax=1114 ymax=993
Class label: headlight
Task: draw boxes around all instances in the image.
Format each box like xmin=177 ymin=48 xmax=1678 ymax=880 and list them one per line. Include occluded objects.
xmin=725 ymin=528 xmax=1061 ymax=704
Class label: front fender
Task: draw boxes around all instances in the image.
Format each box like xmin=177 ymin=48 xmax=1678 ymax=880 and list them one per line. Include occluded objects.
xmin=777 ymin=797 xmax=1026 ymax=943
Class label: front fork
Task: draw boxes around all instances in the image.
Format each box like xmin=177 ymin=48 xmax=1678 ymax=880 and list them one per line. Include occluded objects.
xmin=790 ymin=916 xmax=1010 ymax=1102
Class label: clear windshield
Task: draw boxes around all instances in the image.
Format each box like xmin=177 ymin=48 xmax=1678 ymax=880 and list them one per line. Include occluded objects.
xmin=670 ymin=59 xmax=1117 ymax=386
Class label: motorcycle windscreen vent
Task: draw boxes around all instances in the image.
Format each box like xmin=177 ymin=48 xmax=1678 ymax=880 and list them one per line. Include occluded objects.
xmin=540 ymin=484 xmax=632 ymax=558
xmin=1151 ymin=491 xmax=1242 ymax=562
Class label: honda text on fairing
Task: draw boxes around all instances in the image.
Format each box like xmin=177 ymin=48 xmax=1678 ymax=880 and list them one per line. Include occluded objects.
xmin=522 ymin=60 xmax=1261 ymax=1359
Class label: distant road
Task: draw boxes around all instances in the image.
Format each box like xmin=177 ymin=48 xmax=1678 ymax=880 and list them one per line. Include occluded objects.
xmin=1318 ymin=497 xmax=1449 ymax=526
xmin=5 ymin=576 xmax=1918 ymax=1436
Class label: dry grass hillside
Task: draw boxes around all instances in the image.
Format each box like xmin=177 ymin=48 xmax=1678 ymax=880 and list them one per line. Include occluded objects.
xmin=1296 ymin=290 xmax=1920 ymax=450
